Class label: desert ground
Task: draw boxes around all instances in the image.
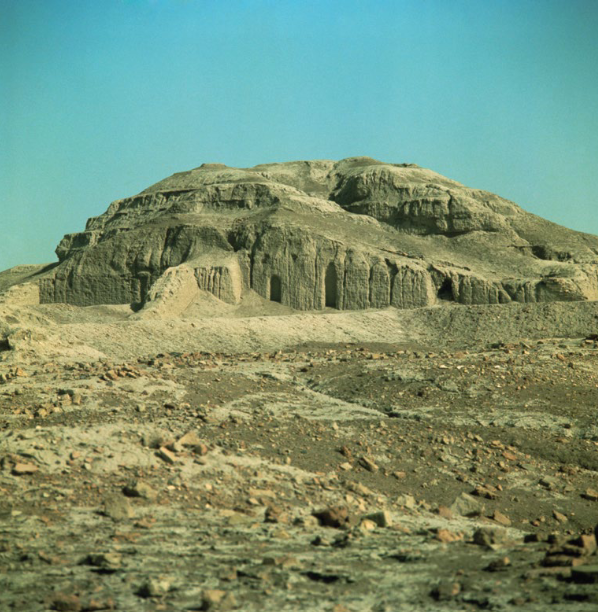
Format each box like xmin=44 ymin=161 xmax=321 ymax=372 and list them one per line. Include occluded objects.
xmin=1 ymin=296 xmax=598 ymax=611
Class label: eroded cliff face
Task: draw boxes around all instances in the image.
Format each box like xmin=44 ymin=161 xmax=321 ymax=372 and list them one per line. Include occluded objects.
xmin=15 ymin=157 xmax=598 ymax=312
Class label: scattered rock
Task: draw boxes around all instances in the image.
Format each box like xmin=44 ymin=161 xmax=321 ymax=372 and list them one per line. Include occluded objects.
xmin=85 ymin=597 xmax=116 ymax=611
xmin=396 ymin=494 xmax=416 ymax=509
xmin=200 ymin=589 xmax=237 ymax=610
xmin=102 ymin=495 xmax=134 ymax=521
xmin=582 ymin=488 xmax=598 ymax=501
xmin=12 ymin=462 xmax=38 ymax=475
xmin=436 ymin=505 xmax=453 ymax=520
xmin=156 ymin=446 xmax=178 ymax=464
xmin=540 ymin=476 xmax=559 ymax=491
xmin=313 ymin=506 xmax=351 ymax=528
xmin=365 ymin=510 xmax=392 ymax=528
xmin=473 ymin=484 xmax=499 ymax=500
xmin=262 ymin=555 xmax=300 ymax=569
xmin=264 ymin=504 xmax=290 ymax=524
xmin=450 ymin=492 xmax=483 ymax=517
xmin=573 ymin=534 xmax=597 ymax=555
xmin=492 ymin=510 xmax=511 ymax=526
xmin=137 ymin=576 xmax=173 ymax=598
xmin=85 ymin=552 xmax=123 ymax=572
xmin=436 ymin=529 xmax=463 ymax=543
xmin=123 ymin=480 xmax=158 ymax=501
xmin=177 ymin=430 xmax=202 ymax=447
xmin=431 ymin=582 xmax=461 ymax=601
xmin=293 ymin=515 xmax=319 ymax=529
xmin=358 ymin=456 xmax=379 ymax=472
xmin=357 ymin=518 xmax=377 ymax=533
xmin=473 ymin=526 xmax=511 ymax=549
xmin=485 ymin=556 xmax=511 ymax=572
xmin=50 ymin=593 xmax=81 ymax=612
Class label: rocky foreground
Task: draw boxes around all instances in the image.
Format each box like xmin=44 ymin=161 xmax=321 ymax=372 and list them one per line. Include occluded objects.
xmin=2 ymin=325 xmax=598 ymax=611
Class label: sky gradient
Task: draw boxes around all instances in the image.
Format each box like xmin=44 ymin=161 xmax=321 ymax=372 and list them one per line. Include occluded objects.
xmin=2 ymin=0 xmax=598 ymax=271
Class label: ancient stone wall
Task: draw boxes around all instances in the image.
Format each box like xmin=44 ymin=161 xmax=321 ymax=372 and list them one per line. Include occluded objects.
xmin=247 ymin=229 xmax=437 ymax=310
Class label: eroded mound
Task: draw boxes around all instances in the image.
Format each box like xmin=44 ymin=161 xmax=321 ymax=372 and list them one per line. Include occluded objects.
xmin=4 ymin=157 xmax=598 ymax=312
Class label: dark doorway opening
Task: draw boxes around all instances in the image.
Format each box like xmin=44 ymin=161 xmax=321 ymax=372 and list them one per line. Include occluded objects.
xmin=270 ymin=275 xmax=282 ymax=303
xmin=325 ymin=263 xmax=338 ymax=308
xmin=437 ymin=279 xmax=453 ymax=301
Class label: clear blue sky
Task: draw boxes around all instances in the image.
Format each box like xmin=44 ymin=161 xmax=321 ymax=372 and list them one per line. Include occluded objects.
xmin=2 ymin=0 xmax=597 ymax=271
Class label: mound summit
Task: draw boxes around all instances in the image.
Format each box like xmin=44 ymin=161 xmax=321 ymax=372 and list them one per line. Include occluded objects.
xmin=4 ymin=156 xmax=598 ymax=313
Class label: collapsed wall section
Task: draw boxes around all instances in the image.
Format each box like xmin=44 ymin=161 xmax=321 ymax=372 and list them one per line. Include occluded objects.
xmin=39 ymin=224 xmax=234 ymax=306
xmin=193 ymin=256 xmax=243 ymax=304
